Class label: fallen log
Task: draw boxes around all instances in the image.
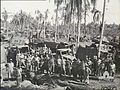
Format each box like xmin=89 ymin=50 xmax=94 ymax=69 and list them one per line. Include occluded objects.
xmin=89 ymin=76 xmax=99 ymax=80
xmin=57 ymin=80 xmax=90 ymax=90
xmin=68 ymin=80 xmax=87 ymax=85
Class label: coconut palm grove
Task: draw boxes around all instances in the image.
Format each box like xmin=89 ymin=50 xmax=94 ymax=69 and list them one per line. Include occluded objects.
xmin=1 ymin=0 xmax=120 ymax=90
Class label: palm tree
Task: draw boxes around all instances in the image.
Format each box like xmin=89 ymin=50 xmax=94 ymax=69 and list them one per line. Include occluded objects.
xmin=63 ymin=3 xmax=72 ymax=42
xmin=91 ymin=0 xmax=97 ymax=11
xmin=11 ymin=10 xmax=28 ymax=31
xmin=74 ymin=0 xmax=83 ymax=43
xmin=61 ymin=0 xmax=83 ymax=43
xmin=53 ymin=0 xmax=86 ymax=43
xmin=90 ymin=0 xmax=110 ymax=58
xmin=43 ymin=9 xmax=49 ymax=40
xmin=65 ymin=0 xmax=91 ymax=43
xmin=35 ymin=10 xmax=44 ymax=38
xmin=98 ymin=0 xmax=107 ymax=58
xmin=54 ymin=0 xmax=64 ymax=42
xmin=84 ymin=0 xmax=91 ymax=36
xmin=2 ymin=9 xmax=8 ymax=36
xmin=35 ymin=10 xmax=43 ymax=26
xmin=53 ymin=0 xmax=101 ymax=43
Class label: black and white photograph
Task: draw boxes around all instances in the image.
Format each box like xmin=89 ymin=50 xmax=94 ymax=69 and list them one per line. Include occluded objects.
xmin=1 ymin=0 xmax=120 ymax=90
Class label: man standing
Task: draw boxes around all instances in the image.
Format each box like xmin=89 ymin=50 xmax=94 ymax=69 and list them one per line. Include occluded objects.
xmin=16 ymin=66 xmax=22 ymax=86
xmin=93 ymin=55 xmax=98 ymax=76
xmin=72 ymin=59 xmax=78 ymax=78
xmin=79 ymin=60 xmax=86 ymax=82
xmin=48 ymin=48 xmax=52 ymax=55
xmin=6 ymin=59 xmax=14 ymax=79
xmin=49 ymin=55 xmax=55 ymax=74
xmin=110 ymin=61 xmax=116 ymax=76
xmin=27 ymin=55 xmax=32 ymax=71
xmin=31 ymin=55 xmax=35 ymax=71
xmin=97 ymin=58 xmax=102 ymax=76
xmin=34 ymin=55 xmax=40 ymax=71
xmin=57 ymin=56 xmax=62 ymax=75
xmin=65 ymin=59 xmax=71 ymax=76
xmin=1 ymin=73 xmax=3 ymax=85
xmin=71 ymin=44 xmax=76 ymax=56
xmin=61 ymin=57 xmax=66 ymax=75
xmin=16 ymin=51 xmax=21 ymax=67
xmin=85 ymin=63 xmax=91 ymax=84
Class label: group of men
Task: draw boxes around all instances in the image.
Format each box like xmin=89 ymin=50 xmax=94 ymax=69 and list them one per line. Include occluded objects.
xmin=5 ymin=44 xmax=116 ymax=85
xmin=15 ymin=44 xmax=91 ymax=84
xmin=85 ymin=54 xmax=116 ymax=77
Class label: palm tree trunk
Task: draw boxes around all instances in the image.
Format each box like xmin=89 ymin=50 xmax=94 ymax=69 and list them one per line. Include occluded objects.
xmin=77 ymin=16 xmax=80 ymax=43
xmin=43 ymin=20 xmax=46 ymax=41
xmin=73 ymin=10 xmax=76 ymax=37
xmin=55 ymin=6 xmax=58 ymax=42
xmin=84 ymin=0 xmax=87 ymax=36
xmin=4 ymin=21 xmax=8 ymax=37
xmin=77 ymin=3 xmax=81 ymax=44
xmin=68 ymin=22 xmax=71 ymax=43
xmin=98 ymin=0 xmax=106 ymax=58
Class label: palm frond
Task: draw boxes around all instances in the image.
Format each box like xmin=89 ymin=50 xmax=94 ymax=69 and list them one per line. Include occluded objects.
xmin=91 ymin=0 xmax=97 ymax=11
xmin=91 ymin=0 xmax=96 ymax=6
xmin=54 ymin=0 xmax=64 ymax=7
xmin=2 ymin=9 xmax=8 ymax=21
xmin=93 ymin=10 xmax=101 ymax=23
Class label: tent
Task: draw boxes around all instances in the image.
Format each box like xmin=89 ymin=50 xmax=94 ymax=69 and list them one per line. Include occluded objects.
xmin=30 ymin=42 xmax=59 ymax=53
xmin=75 ymin=44 xmax=98 ymax=60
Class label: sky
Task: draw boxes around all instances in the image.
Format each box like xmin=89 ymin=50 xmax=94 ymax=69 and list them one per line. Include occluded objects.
xmin=1 ymin=0 xmax=120 ymax=24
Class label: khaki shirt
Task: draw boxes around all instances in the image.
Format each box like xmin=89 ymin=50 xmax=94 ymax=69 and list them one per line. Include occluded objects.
xmin=57 ymin=58 xmax=61 ymax=65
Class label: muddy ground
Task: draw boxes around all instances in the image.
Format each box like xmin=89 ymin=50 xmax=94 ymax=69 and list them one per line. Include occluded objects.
xmin=1 ymin=73 xmax=120 ymax=90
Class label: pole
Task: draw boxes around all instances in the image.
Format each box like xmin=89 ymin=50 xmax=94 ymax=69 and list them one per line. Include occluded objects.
xmin=98 ymin=0 xmax=106 ymax=58
xmin=84 ymin=0 xmax=87 ymax=36
xmin=43 ymin=18 xmax=46 ymax=41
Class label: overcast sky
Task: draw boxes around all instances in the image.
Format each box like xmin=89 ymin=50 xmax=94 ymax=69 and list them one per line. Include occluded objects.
xmin=1 ymin=0 xmax=120 ymax=24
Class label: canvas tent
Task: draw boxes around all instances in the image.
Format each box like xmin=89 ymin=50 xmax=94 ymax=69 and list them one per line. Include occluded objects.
xmin=76 ymin=44 xmax=98 ymax=60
